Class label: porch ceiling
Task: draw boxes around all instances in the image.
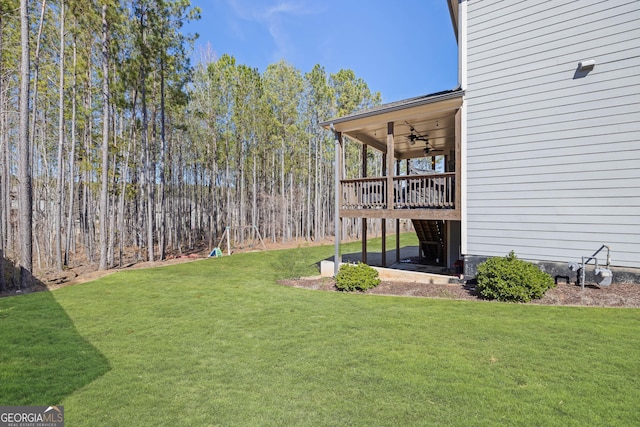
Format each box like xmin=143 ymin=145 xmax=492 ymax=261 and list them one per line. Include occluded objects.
xmin=320 ymin=89 xmax=463 ymax=160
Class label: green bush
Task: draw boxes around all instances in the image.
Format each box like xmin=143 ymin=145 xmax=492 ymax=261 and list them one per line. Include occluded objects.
xmin=335 ymin=262 xmax=380 ymax=292
xmin=476 ymin=251 xmax=555 ymax=302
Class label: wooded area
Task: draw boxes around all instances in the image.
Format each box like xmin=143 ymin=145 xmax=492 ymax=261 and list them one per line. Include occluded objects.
xmin=0 ymin=0 xmax=383 ymax=290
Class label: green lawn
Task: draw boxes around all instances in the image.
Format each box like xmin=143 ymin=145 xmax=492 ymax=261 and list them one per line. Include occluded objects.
xmin=1 ymin=238 xmax=639 ymax=426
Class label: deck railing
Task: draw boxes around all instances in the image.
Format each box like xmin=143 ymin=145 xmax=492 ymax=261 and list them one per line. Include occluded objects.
xmin=341 ymin=177 xmax=387 ymax=209
xmin=341 ymin=173 xmax=455 ymax=210
xmin=394 ymin=173 xmax=455 ymax=209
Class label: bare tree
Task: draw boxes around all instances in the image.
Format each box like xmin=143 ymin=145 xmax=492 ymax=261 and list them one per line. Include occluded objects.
xmin=64 ymin=22 xmax=78 ymax=268
xmin=18 ymin=0 xmax=32 ymax=288
xmin=99 ymin=3 xmax=110 ymax=270
xmin=55 ymin=1 xmax=66 ymax=271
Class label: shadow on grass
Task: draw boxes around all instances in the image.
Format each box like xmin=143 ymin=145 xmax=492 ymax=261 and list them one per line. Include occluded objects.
xmin=0 ymin=289 xmax=110 ymax=405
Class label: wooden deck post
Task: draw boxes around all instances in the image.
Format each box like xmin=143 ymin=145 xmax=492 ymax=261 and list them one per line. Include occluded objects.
xmin=383 ymin=122 xmax=397 ymax=268
xmin=396 ymin=160 xmax=401 ymax=263
xmin=382 ymin=218 xmax=386 ymax=267
xmin=362 ymin=144 xmax=368 ymax=264
xmin=333 ymin=129 xmax=343 ymax=276
xmin=386 ymin=122 xmax=395 ymax=210
xmin=455 ymin=108 xmax=462 ymax=215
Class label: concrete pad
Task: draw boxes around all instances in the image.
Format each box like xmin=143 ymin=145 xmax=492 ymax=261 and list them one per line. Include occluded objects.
xmin=320 ymin=260 xmax=459 ymax=285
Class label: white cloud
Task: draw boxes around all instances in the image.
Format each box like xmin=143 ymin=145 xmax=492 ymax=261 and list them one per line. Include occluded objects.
xmin=227 ymin=0 xmax=315 ymax=21
xmin=226 ymin=0 xmax=323 ymax=63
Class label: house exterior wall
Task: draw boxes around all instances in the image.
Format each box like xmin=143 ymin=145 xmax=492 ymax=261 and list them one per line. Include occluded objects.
xmin=464 ymin=0 xmax=640 ymax=268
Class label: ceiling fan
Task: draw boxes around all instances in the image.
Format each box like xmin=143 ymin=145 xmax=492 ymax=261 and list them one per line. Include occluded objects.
xmin=407 ymin=126 xmax=442 ymax=155
xmin=424 ymin=144 xmax=442 ymax=155
xmin=406 ymin=126 xmax=429 ymax=144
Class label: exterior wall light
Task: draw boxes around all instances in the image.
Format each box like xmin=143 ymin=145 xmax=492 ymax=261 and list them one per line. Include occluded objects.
xmin=578 ymin=59 xmax=595 ymax=72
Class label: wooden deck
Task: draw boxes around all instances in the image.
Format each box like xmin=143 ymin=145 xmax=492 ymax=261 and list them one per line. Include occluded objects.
xmin=340 ymin=173 xmax=460 ymax=220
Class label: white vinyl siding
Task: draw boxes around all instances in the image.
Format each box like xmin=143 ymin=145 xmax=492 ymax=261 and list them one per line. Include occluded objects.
xmin=465 ymin=0 xmax=640 ymax=268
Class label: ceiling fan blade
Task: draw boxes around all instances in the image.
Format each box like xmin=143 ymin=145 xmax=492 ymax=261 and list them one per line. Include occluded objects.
xmin=424 ymin=145 xmax=443 ymax=154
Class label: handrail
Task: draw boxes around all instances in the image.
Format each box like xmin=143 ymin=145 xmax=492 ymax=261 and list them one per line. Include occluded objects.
xmin=341 ymin=177 xmax=387 ymax=209
xmin=340 ymin=173 xmax=455 ymax=210
xmin=341 ymin=176 xmax=389 ymax=183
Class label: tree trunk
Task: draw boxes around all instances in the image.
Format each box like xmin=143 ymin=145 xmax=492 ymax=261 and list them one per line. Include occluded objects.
xmin=280 ymin=150 xmax=285 ymax=243
xmin=28 ymin=0 xmax=46 ymax=156
xmin=18 ymin=0 xmax=32 ymax=288
xmin=314 ymin=135 xmax=320 ymax=240
xmin=159 ymin=58 xmax=167 ymax=260
xmin=64 ymin=29 xmax=77 ymax=267
xmin=0 ymin=14 xmax=5 ymax=291
xmin=99 ymin=4 xmax=110 ymax=270
xmin=83 ymin=65 xmax=95 ymax=264
xmin=306 ymin=135 xmax=312 ymax=241
xmin=118 ymin=136 xmax=133 ymax=267
xmin=55 ymin=1 xmax=65 ymax=271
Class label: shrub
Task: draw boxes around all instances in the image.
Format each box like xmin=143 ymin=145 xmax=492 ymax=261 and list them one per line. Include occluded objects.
xmin=335 ymin=262 xmax=380 ymax=292
xmin=476 ymin=251 xmax=555 ymax=302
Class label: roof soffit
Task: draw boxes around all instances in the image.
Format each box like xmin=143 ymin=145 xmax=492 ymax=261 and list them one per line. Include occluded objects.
xmin=321 ymin=89 xmax=463 ymax=159
xmin=329 ymin=96 xmax=461 ymax=134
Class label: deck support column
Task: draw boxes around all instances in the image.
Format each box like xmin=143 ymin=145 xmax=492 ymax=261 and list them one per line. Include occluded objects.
xmin=455 ymin=108 xmax=462 ymax=217
xmin=381 ymin=218 xmax=386 ymax=267
xmin=362 ymin=219 xmax=367 ymax=264
xmin=362 ymin=144 xmax=368 ymax=264
xmin=396 ymin=160 xmax=401 ymax=263
xmin=386 ymin=122 xmax=395 ymax=211
xmin=333 ymin=128 xmax=343 ymax=276
xmin=395 ymin=221 xmax=400 ymax=264
xmin=382 ymin=122 xmax=396 ymax=268
xmin=380 ymin=158 xmax=386 ymax=267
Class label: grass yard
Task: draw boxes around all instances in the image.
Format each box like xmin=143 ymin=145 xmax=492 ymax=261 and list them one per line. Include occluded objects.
xmin=1 ymin=237 xmax=639 ymax=426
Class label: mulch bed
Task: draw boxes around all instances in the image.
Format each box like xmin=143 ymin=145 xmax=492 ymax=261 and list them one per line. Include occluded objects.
xmin=279 ymin=277 xmax=640 ymax=308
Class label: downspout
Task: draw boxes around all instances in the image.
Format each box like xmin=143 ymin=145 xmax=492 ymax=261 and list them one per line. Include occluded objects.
xmin=332 ymin=124 xmax=342 ymax=276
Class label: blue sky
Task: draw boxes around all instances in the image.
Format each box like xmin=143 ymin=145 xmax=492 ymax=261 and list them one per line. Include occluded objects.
xmin=183 ymin=0 xmax=459 ymax=103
